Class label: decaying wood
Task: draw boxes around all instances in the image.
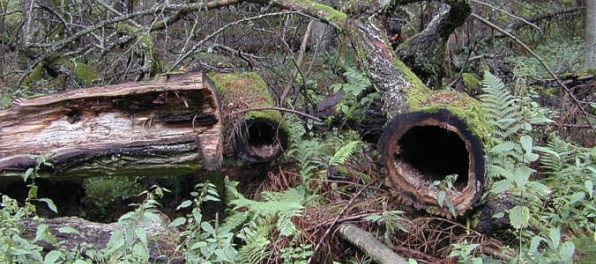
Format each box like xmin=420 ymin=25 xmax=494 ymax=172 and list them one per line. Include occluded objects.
xmin=0 ymin=72 xmax=223 ymax=178
xmin=379 ymin=110 xmax=485 ymax=217
xmin=337 ymin=223 xmax=409 ymax=264
xmin=210 ymin=72 xmax=289 ymax=163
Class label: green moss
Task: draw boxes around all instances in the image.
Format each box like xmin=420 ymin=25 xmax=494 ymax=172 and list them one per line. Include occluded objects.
xmin=294 ymin=0 xmax=346 ymax=28
xmin=394 ymin=61 xmax=490 ymax=142
xmin=74 ymin=62 xmax=102 ymax=85
xmin=22 ymin=63 xmax=45 ymax=87
xmin=208 ymin=72 xmax=289 ymax=135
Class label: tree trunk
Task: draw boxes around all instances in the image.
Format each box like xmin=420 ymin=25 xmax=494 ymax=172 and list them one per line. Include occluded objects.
xmin=0 ymin=72 xmax=224 ymax=179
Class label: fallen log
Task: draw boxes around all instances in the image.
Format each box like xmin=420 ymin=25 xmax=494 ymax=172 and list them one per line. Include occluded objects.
xmin=379 ymin=90 xmax=488 ymax=217
xmin=0 ymin=72 xmax=223 ymax=179
xmin=210 ymin=72 xmax=289 ymax=163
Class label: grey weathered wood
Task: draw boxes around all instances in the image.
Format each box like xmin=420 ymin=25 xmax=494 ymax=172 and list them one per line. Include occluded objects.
xmin=0 ymin=72 xmax=223 ymax=178
xmin=337 ymin=223 xmax=410 ymax=264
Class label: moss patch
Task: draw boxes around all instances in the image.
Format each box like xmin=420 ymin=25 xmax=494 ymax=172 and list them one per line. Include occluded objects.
xmin=208 ymin=72 xmax=290 ymax=146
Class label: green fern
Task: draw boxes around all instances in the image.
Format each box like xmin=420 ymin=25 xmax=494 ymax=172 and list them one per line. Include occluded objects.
xmin=480 ymin=71 xmax=524 ymax=140
xmin=328 ymin=141 xmax=359 ymax=167
xmin=235 ymin=221 xmax=272 ymax=264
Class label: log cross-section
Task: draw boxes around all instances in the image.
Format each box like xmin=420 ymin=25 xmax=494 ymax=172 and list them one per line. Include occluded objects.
xmin=0 ymin=72 xmax=223 ymax=179
xmin=379 ymin=109 xmax=485 ymax=217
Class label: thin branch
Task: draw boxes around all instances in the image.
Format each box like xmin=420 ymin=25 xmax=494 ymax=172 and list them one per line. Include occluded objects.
xmin=280 ymin=20 xmax=315 ymax=104
xmin=169 ymin=11 xmax=300 ymax=72
xmin=470 ymin=0 xmax=542 ymax=33
xmin=472 ymin=13 xmax=596 ymax=131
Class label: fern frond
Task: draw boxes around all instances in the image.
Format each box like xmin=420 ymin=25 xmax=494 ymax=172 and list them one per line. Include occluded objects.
xmin=328 ymin=141 xmax=359 ymax=167
xmin=221 ymin=211 xmax=250 ymax=232
xmin=480 ymin=71 xmax=523 ymax=139
xmin=236 ymin=235 xmax=271 ymax=264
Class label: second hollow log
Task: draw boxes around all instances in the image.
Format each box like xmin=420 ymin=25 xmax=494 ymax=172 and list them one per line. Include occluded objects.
xmin=379 ymin=89 xmax=488 ymax=217
xmin=0 ymin=72 xmax=223 ymax=180
xmin=209 ymin=72 xmax=289 ymax=163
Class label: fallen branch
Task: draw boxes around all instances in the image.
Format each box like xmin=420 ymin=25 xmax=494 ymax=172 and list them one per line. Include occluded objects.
xmin=337 ymin=223 xmax=409 ymax=264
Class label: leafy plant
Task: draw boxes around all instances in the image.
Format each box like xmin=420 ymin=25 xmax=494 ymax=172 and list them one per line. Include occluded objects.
xmin=172 ymin=182 xmax=237 ymax=264
xmin=448 ymin=240 xmax=483 ymax=264
xmin=330 ymin=67 xmax=379 ymax=125
xmin=363 ymin=209 xmax=407 ymax=247
xmin=95 ymin=185 xmax=169 ymax=263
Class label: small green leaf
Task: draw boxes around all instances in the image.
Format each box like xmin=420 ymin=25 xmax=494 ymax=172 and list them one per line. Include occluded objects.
xmin=548 ymin=228 xmax=561 ymax=250
xmin=23 ymin=168 xmax=35 ymax=181
xmin=490 ymin=142 xmax=516 ymax=153
xmin=508 ymin=205 xmax=530 ymax=229
xmin=437 ymin=190 xmax=446 ymax=208
xmin=569 ymin=192 xmax=585 ymax=204
xmin=177 ymin=200 xmax=192 ymax=210
xmin=492 ymin=212 xmax=505 ymax=218
xmin=135 ymin=227 xmax=148 ymax=246
xmin=559 ymin=242 xmax=575 ymax=261
xmin=169 ymin=217 xmax=187 ymax=227
xmin=39 ymin=198 xmax=58 ymax=213
xmin=524 ymin=152 xmax=539 ymax=162
xmin=490 ymin=179 xmax=514 ymax=193
xmin=585 ymin=180 xmax=594 ymax=198
xmin=58 ymin=226 xmax=80 ymax=235
xmin=519 ymin=135 xmax=533 ymax=153
xmin=44 ymin=250 xmax=62 ymax=264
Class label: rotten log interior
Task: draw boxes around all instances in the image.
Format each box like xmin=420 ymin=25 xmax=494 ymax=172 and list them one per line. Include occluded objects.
xmin=0 ymin=72 xmax=223 ymax=179
xmin=380 ymin=109 xmax=485 ymax=216
xmin=233 ymin=117 xmax=288 ymax=163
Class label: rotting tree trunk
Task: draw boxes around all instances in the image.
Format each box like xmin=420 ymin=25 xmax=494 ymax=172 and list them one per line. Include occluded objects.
xmin=263 ymin=0 xmax=486 ymax=216
xmin=209 ymin=72 xmax=289 ymax=163
xmin=0 ymin=72 xmax=223 ymax=179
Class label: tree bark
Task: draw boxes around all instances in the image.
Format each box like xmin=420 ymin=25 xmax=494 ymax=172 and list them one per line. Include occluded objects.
xmin=337 ymin=223 xmax=409 ymax=264
xmin=0 ymin=72 xmax=224 ymax=178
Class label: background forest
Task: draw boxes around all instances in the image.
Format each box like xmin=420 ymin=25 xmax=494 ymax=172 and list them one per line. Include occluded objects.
xmin=0 ymin=0 xmax=595 ymax=263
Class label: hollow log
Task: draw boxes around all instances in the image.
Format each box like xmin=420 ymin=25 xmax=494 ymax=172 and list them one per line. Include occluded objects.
xmin=379 ymin=90 xmax=488 ymax=217
xmin=0 ymin=72 xmax=223 ymax=180
xmin=209 ymin=72 xmax=289 ymax=163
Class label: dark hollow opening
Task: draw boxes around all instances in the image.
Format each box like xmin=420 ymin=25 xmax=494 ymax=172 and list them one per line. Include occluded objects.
xmin=235 ymin=119 xmax=288 ymax=163
xmin=247 ymin=122 xmax=277 ymax=146
xmin=396 ymin=125 xmax=469 ymax=190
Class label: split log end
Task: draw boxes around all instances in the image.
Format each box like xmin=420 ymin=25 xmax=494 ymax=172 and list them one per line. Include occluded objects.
xmin=380 ymin=109 xmax=485 ymax=216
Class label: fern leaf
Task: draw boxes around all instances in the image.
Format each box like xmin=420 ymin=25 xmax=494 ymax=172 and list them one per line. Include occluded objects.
xmin=236 ymin=236 xmax=271 ymax=264
xmin=328 ymin=141 xmax=359 ymax=166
